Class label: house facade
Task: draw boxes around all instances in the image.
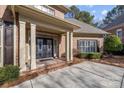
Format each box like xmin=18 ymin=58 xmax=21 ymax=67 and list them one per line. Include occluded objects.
xmin=66 ymin=18 xmax=108 ymax=55
xmin=103 ymin=14 xmax=124 ymax=43
xmin=0 ymin=5 xmax=107 ymax=72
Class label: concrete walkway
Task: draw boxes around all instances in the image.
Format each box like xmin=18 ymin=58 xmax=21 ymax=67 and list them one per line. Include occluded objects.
xmin=13 ymin=61 xmax=124 ymax=88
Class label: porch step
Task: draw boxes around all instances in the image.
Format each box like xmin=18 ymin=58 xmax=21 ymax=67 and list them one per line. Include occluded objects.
xmin=46 ymin=62 xmax=67 ymax=72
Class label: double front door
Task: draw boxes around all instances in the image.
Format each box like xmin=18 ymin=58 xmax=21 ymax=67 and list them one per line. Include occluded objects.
xmin=36 ymin=37 xmax=53 ymax=59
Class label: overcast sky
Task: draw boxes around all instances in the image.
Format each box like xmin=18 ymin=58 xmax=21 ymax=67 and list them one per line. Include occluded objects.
xmin=75 ymin=5 xmax=115 ymax=22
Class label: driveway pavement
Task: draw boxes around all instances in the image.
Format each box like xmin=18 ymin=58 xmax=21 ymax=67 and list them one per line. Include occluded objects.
xmin=13 ymin=61 xmax=124 ymax=88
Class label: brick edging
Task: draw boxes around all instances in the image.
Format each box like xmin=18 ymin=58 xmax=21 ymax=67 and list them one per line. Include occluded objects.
xmin=91 ymin=59 xmax=124 ymax=68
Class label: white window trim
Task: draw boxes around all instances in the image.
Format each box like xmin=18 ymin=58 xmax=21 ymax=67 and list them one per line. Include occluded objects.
xmin=116 ymin=28 xmax=123 ymax=39
xmin=78 ymin=40 xmax=97 ymax=53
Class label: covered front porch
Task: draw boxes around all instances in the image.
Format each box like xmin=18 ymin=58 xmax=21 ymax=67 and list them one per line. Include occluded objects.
xmin=13 ymin=6 xmax=79 ymax=71
xmin=24 ymin=24 xmax=67 ymax=69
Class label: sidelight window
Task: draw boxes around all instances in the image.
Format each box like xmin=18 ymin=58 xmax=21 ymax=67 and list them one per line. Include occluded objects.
xmin=0 ymin=24 xmax=3 ymax=65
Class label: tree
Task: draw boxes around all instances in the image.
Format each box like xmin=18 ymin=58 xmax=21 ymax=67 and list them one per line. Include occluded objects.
xmin=78 ymin=11 xmax=94 ymax=24
xmin=67 ymin=5 xmax=94 ymax=25
xmin=68 ymin=5 xmax=80 ymax=19
xmin=103 ymin=5 xmax=124 ymax=25
xmin=104 ymin=35 xmax=123 ymax=53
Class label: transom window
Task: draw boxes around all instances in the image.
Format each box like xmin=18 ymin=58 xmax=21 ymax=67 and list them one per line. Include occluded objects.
xmin=77 ymin=40 xmax=97 ymax=53
xmin=34 ymin=5 xmax=55 ymax=16
xmin=116 ymin=29 xmax=123 ymax=40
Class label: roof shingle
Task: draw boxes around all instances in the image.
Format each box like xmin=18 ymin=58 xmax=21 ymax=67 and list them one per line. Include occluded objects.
xmin=66 ymin=18 xmax=108 ymax=34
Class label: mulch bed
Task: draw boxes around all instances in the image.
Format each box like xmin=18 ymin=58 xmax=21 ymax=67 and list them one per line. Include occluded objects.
xmin=91 ymin=55 xmax=124 ymax=68
xmin=0 ymin=57 xmax=83 ymax=88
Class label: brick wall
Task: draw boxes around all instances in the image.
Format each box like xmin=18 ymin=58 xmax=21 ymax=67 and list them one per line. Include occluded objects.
xmin=106 ymin=26 xmax=124 ymax=43
xmin=59 ymin=35 xmax=66 ymax=57
xmin=73 ymin=34 xmax=104 ymax=54
xmin=0 ymin=5 xmax=7 ymax=19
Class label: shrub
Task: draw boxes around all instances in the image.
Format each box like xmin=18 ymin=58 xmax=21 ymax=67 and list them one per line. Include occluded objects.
xmin=77 ymin=52 xmax=102 ymax=59
xmin=0 ymin=65 xmax=20 ymax=84
xmin=0 ymin=67 xmax=7 ymax=84
xmin=77 ymin=53 xmax=87 ymax=58
xmin=122 ymin=44 xmax=124 ymax=54
xmin=4 ymin=65 xmax=20 ymax=81
xmin=104 ymin=35 xmax=123 ymax=53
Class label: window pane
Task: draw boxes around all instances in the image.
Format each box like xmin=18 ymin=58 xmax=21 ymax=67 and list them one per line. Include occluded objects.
xmin=116 ymin=29 xmax=123 ymax=40
xmin=78 ymin=40 xmax=97 ymax=53
xmin=118 ymin=31 xmax=122 ymax=39
xmin=82 ymin=41 xmax=84 ymax=46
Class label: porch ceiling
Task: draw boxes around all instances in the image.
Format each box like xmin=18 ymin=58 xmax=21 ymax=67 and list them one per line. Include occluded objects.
xmin=36 ymin=25 xmax=66 ymax=34
xmin=14 ymin=5 xmax=80 ymax=33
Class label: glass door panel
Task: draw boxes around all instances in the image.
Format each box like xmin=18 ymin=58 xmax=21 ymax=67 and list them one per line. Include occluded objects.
xmin=47 ymin=39 xmax=53 ymax=57
xmin=36 ymin=38 xmax=53 ymax=59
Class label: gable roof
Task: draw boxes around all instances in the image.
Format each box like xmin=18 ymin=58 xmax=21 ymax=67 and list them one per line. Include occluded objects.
xmin=103 ymin=14 xmax=124 ymax=30
xmin=66 ymin=18 xmax=108 ymax=35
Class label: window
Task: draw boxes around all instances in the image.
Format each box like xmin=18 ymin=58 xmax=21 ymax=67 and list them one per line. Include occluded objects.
xmin=77 ymin=40 xmax=97 ymax=53
xmin=34 ymin=5 xmax=55 ymax=16
xmin=116 ymin=29 xmax=123 ymax=40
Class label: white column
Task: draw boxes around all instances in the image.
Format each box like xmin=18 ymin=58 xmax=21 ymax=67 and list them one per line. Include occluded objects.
xmin=53 ymin=39 xmax=57 ymax=58
xmin=30 ymin=23 xmax=36 ymax=69
xmin=0 ymin=23 xmax=3 ymax=67
xmin=69 ymin=32 xmax=73 ymax=61
xmin=19 ymin=21 xmax=26 ymax=71
xmin=66 ymin=31 xmax=70 ymax=62
xmin=13 ymin=20 xmax=16 ymax=66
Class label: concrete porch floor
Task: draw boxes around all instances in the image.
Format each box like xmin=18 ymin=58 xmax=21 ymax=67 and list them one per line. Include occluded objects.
xmin=13 ymin=61 xmax=124 ymax=88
